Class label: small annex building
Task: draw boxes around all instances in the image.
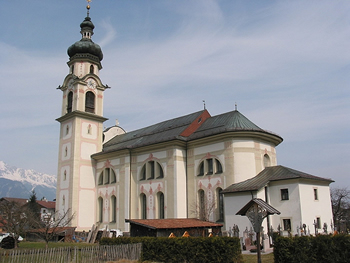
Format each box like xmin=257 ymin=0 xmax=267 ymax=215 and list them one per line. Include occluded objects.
xmin=125 ymin=218 xmax=223 ymax=237
xmin=222 ymin=165 xmax=333 ymax=236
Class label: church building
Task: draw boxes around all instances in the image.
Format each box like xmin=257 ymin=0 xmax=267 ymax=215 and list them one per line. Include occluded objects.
xmin=55 ymin=7 xmax=334 ymax=236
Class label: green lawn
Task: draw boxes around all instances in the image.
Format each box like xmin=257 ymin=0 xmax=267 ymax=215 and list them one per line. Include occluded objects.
xmin=16 ymin=241 xmax=97 ymax=249
xmin=242 ymin=253 xmax=274 ymax=263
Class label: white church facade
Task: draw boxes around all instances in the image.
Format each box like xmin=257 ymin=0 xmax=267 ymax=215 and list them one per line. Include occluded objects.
xmin=55 ymin=9 xmax=334 ymax=236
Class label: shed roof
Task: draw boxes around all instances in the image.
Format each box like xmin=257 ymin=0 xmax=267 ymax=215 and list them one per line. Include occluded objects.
xmin=222 ymin=165 xmax=334 ymax=194
xmin=125 ymin=218 xmax=223 ymax=230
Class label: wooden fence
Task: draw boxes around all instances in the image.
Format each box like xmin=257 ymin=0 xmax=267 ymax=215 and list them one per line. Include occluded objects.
xmin=0 ymin=243 xmax=142 ymax=263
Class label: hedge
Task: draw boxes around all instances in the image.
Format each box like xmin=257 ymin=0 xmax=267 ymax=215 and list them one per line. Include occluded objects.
xmin=100 ymin=236 xmax=243 ymax=263
xmin=274 ymin=234 xmax=350 ymax=263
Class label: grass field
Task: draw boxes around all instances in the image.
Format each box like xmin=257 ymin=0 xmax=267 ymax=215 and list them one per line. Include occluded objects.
xmin=6 ymin=242 xmax=274 ymax=262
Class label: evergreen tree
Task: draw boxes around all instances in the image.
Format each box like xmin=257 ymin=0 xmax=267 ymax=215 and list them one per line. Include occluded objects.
xmin=27 ymin=190 xmax=41 ymax=224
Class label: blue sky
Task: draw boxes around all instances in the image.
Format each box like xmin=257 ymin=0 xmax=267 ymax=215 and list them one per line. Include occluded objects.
xmin=0 ymin=1 xmax=349 ymax=188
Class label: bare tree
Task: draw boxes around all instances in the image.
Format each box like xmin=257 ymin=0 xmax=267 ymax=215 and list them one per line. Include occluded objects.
xmin=27 ymin=209 xmax=75 ymax=248
xmin=331 ymin=187 xmax=350 ymax=232
xmin=0 ymin=200 xmax=28 ymax=248
xmin=190 ymin=194 xmax=216 ymax=222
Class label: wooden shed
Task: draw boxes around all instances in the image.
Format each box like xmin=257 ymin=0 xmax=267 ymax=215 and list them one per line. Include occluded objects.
xmin=125 ymin=218 xmax=223 ymax=237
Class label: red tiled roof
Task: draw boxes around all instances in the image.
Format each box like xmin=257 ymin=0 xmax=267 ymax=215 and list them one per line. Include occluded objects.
xmin=0 ymin=197 xmax=28 ymax=206
xmin=125 ymin=218 xmax=223 ymax=230
xmin=37 ymin=200 xmax=56 ymax=209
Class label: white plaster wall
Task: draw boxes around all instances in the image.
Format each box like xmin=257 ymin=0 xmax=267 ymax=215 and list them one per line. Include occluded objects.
xmin=62 ymin=122 xmax=72 ymax=140
xmin=298 ymin=183 xmax=333 ymax=234
xmin=194 ymin=142 xmax=225 ymax=156
xmin=223 ymin=193 xmax=255 ymax=234
xmin=78 ymin=190 xmax=95 ymax=229
xmin=81 ymin=122 xmax=97 ymax=139
xmin=81 ymin=142 xmax=97 ymax=160
xmin=80 ymin=165 xmax=95 ymax=188
xmin=61 ymin=143 xmax=71 ymax=160
xmin=60 ymin=165 xmax=70 ymax=189
xmin=232 ymin=140 xmax=255 ymax=148
xmin=137 ymin=151 xmax=166 ymax=162
xmin=233 ymin=152 xmax=256 ymax=183
xmin=58 ymin=190 xmax=69 ymax=215
xmin=268 ymin=181 xmax=302 ymax=235
xmin=174 ymin=148 xmax=187 ymax=218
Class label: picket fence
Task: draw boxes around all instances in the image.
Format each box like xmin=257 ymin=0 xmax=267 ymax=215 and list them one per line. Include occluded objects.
xmin=0 ymin=243 xmax=142 ymax=263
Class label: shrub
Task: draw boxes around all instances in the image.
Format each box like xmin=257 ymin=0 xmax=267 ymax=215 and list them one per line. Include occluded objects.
xmin=274 ymin=234 xmax=350 ymax=263
xmin=100 ymin=236 xmax=243 ymax=263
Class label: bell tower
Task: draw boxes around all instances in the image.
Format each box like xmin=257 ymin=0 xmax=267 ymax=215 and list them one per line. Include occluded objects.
xmin=56 ymin=3 xmax=108 ymax=231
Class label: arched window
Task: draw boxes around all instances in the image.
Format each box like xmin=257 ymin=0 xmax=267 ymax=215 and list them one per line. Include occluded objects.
xmin=71 ymin=65 xmax=74 ymax=74
xmin=157 ymin=192 xmax=164 ymax=219
xmin=98 ymin=197 xmax=103 ymax=222
xmin=264 ymin=154 xmax=271 ymax=168
xmin=216 ymin=187 xmax=224 ymax=222
xmin=139 ymin=161 xmax=164 ymax=181
xmin=140 ymin=194 xmax=147 ymax=219
xmin=66 ymin=125 xmax=69 ymax=135
xmin=198 ymin=190 xmax=205 ymax=221
xmin=63 ymin=170 xmax=67 ymax=181
xmin=90 ymin=65 xmax=94 ymax=74
xmin=85 ymin=91 xmax=95 ymax=113
xmin=110 ymin=195 xmax=117 ymax=222
xmin=98 ymin=168 xmax=115 ymax=185
xmin=197 ymin=158 xmax=223 ymax=176
xmin=67 ymin=91 xmax=73 ymax=113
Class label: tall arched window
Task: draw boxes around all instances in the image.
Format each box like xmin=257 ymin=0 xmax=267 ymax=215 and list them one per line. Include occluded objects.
xmin=264 ymin=154 xmax=271 ymax=168
xmin=140 ymin=194 xmax=147 ymax=219
xmin=67 ymin=91 xmax=73 ymax=113
xmin=98 ymin=197 xmax=103 ymax=222
xmin=198 ymin=190 xmax=205 ymax=221
xmin=110 ymin=195 xmax=117 ymax=222
xmin=90 ymin=65 xmax=94 ymax=74
xmin=157 ymin=192 xmax=164 ymax=219
xmin=216 ymin=187 xmax=224 ymax=222
xmin=85 ymin=91 xmax=95 ymax=113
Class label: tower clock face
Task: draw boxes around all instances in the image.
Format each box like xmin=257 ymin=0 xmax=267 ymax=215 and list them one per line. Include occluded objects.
xmin=87 ymin=78 xmax=96 ymax=89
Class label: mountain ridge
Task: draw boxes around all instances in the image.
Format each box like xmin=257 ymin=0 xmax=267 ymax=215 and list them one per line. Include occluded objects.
xmin=0 ymin=161 xmax=57 ymax=201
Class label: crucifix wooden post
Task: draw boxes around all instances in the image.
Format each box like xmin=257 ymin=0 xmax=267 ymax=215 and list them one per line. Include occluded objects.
xmin=236 ymin=198 xmax=280 ymax=263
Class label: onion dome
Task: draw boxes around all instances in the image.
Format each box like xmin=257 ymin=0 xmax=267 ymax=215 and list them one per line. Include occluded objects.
xmin=67 ymin=15 xmax=103 ymax=62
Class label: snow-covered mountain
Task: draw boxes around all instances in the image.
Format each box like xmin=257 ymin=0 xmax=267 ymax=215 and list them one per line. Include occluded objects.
xmin=0 ymin=161 xmax=56 ymax=201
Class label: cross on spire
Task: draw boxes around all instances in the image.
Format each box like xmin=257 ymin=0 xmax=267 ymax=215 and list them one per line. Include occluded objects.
xmin=86 ymin=0 xmax=91 ymax=16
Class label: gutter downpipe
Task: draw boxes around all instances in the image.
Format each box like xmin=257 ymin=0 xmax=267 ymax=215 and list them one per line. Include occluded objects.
xmin=185 ymin=142 xmax=188 ymax=218
xmin=128 ymin=148 xmax=132 ymax=224
xmin=265 ymin=186 xmax=271 ymax=247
